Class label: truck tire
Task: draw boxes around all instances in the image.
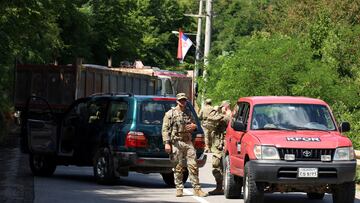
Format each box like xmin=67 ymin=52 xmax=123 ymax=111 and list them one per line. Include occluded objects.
xmin=307 ymin=192 xmax=324 ymax=200
xmin=243 ymin=162 xmax=264 ymax=203
xmin=29 ymin=154 xmax=56 ymax=176
xmin=223 ymin=155 xmax=242 ymax=199
xmin=332 ymin=181 xmax=355 ymax=203
xmin=93 ymin=147 xmax=116 ymax=185
xmin=161 ymin=170 xmax=189 ymax=187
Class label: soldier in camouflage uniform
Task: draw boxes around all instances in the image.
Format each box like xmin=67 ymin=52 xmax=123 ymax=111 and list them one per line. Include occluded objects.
xmin=198 ymin=99 xmax=214 ymax=152
xmin=162 ymin=93 xmax=208 ymax=197
xmin=208 ymin=101 xmax=232 ymax=195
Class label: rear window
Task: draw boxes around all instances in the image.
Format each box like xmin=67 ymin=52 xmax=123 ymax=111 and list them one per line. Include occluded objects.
xmin=140 ymin=101 xmax=176 ymax=124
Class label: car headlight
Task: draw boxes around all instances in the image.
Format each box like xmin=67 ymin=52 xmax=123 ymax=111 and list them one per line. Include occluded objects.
xmin=333 ymin=147 xmax=355 ymax=161
xmin=254 ymin=145 xmax=280 ymax=160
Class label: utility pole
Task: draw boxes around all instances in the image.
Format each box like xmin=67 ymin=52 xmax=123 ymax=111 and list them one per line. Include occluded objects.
xmin=195 ymin=0 xmax=204 ymax=80
xmin=184 ymin=0 xmax=205 ymax=106
xmin=201 ymin=0 xmax=212 ymax=107
xmin=204 ymin=0 xmax=212 ymax=67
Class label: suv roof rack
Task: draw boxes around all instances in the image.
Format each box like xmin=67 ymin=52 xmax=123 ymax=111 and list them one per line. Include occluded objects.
xmin=90 ymin=92 xmax=133 ymax=97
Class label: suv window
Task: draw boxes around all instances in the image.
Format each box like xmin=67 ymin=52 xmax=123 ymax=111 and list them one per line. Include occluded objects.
xmin=234 ymin=102 xmax=250 ymax=125
xmin=165 ymin=79 xmax=173 ymax=95
xmin=140 ymin=101 xmax=176 ymax=124
xmin=107 ymin=101 xmax=128 ymax=123
xmin=87 ymin=100 xmax=107 ymax=124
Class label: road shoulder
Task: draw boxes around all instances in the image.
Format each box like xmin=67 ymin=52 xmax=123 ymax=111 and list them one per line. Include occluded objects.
xmin=0 ymin=127 xmax=33 ymax=203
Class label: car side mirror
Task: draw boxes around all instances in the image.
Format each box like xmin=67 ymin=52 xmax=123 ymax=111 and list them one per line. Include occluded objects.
xmin=231 ymin=120 xmax=246 ymax=131
xmin=339 ymin=122 xmax=350 ymax=133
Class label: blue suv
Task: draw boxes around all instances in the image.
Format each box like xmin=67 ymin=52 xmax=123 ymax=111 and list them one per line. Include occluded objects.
xmin=23 ymin=94 xmax=206 ymax=185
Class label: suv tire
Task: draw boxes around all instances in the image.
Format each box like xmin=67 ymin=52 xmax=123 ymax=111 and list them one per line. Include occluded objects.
xmin=332 ymin=181 xmax=355 ymax=203
xmin=223 ymin=155 xmax=242 ymax=199
xmin=93 ymin=147 xmax=116 ymax=185
xmin=161 ymin=170 xmax=189 ymax=187
xmin=307 ymin=192 xmax=324 ymax=200
xmin=243 ymin=162 xmax=264 ymax=203
xmin=29 ymin=153 xmax=56 ymax=176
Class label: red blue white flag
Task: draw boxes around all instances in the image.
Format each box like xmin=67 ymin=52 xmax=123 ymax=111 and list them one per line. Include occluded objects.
xmin=177 ymin=29 xmax=193 ymax=61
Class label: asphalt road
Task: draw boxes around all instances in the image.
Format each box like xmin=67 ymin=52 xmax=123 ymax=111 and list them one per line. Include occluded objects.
xmin=34 ymin=155 xmax=360 ymax=203
xmin=1 ymin=130 xmax=360 ymax=203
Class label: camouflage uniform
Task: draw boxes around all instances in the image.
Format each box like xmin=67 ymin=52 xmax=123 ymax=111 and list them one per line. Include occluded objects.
xmin=208 ymin=103 xmax=231 ymax=195
xmin=162 ymin=93 xmax=207 ymax=197
xmin=198 ymin=99 xmax=214 ymax=152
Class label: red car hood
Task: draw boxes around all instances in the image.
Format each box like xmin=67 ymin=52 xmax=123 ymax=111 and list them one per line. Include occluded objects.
xmin=250 ymin=130 xmax=352 ymax=148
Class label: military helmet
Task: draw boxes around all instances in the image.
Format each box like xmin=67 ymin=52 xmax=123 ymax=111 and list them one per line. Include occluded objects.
xmin=176 ymin=93 xmax=188 ymax=100
xmin=220 ymin=100 xmax=230 ymax=107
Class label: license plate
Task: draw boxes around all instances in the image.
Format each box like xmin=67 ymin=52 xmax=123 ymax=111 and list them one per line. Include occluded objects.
xmin=298 ymin=168 xmax=318 ymax=178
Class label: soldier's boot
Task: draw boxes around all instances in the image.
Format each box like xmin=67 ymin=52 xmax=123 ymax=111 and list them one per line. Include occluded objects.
xmin=208 ymin=180 xmax=224 ymax=195
xmin=193 ymin=188 xmax=208 ymax=197
xmin=176 ymin=189 xmax=183 ymax=197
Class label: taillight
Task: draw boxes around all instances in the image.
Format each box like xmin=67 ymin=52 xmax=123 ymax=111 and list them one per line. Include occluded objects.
xmin=194 ymin=134 xmax=205 ymax=149
xmin=125 ymin=131 xmax=147 ymax=148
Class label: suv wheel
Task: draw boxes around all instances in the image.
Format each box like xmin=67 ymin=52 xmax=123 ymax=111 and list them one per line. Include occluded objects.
xmin=161 ymin=170 xmax=189 ymax=187
xmin=29 ymin=153 xmax=56 ymax=176
xmin=307 ymin=192 xmax=324 ymax=200
xmin=93 ymin=147 xmax=116 ymax=185
xmin=223 ymin=155 xmax=242 ymax=199
xmin=332 ymin=181 xmax=355 ymax=203
xmin=243 ymin=162 xmax=264 ymax=203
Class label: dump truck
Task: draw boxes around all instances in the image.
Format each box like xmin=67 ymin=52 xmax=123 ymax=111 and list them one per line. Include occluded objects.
xmin=113 ymin=67 xmax=193 ymax=103
xmin=14 ymin=63 xmax=175 ymax=113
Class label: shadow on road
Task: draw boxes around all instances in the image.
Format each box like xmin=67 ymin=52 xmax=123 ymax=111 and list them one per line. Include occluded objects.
xmin=50 ymin=166 xmax=215 ymax=189
xmin=36 ymin=166 xmax=198 ymax=203
xmin=264 ymin=193 xmax=360 ymax=203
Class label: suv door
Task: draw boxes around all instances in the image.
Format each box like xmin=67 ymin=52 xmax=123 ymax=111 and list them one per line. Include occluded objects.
xmin=26 ymin=96 xmax=57 ymax=154
xmin=229 ymin=102 xmax=250 ymax=170
xmin=59 ymin=98 xmax=88 ymax=156
xmin=79 ymin=98 xmax=108 ymax=161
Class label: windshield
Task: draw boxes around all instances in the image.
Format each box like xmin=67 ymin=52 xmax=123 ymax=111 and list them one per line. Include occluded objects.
xmin=251 ymin=104 xmax=336 ymax=131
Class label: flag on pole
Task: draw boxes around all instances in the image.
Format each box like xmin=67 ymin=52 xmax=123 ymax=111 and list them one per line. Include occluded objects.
xmin=177 ymin=29 xmax=193 ymax=61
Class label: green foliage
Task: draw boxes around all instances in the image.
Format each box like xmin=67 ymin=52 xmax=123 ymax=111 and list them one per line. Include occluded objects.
xmin=356 ymin=166 xmax=360 ymax=184
xmin=212 ymin=0 xmax=267 ymax=55
xmin=205 ymin=0 xmax=360 ymax=149
xmin=203 ymin=34 xmax=311 ymax=104
xmin=56 ymin=1 xmax=93 ymax=63
xmin=90 ymin=0 xmax=193 ymax=67
xmin=310 ymin=11 xmax=332 ymax=59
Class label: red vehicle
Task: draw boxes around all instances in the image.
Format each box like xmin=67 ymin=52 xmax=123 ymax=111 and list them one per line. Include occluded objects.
xmin=223 ymin=96 xmax=356 ymax=203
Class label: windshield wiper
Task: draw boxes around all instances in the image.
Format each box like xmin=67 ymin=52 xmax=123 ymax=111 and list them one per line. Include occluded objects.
xmin=256 ymin=126 xmax=294 ymax=131
xmin=293 ymin=126 xmax=329 ymax=131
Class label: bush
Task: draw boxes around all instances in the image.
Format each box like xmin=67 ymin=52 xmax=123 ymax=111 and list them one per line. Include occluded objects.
xmin=356 ymin=166 xmax=360 ymax=184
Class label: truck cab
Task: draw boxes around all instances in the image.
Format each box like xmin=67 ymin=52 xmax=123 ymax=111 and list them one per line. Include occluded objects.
xmin=156 ymin=75 xmax=175 ymax=96
xmin=223 ymin=96 xmax=356 ymax=203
